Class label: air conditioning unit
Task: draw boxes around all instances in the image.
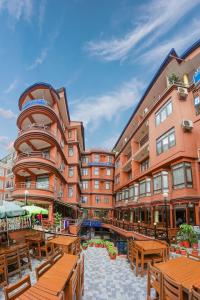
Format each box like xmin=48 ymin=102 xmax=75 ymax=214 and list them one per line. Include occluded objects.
xmin=182 ymin=120 xmax=193 ymax=132
xmin=177 ymin=87 xmax=188 ymax=100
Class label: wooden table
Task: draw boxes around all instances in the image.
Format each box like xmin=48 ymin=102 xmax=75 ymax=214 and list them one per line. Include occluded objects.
xmin=155 ymin=257 xmax=200 ymax=297
xmin=0 ymin=243 xmax=26 ymax=255
xmin=16 ymin=254 xmax=78 ymax=299
xmin=134 ymin=240 xmax=167 ymax=276
xmin=49 ymin=236 xmax=78 ymax=254
xmin=25 ymin=236 xmax=44 ymax=260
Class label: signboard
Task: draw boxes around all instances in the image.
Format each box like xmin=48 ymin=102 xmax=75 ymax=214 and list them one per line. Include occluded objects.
xmin=88 ymin=162 xmax=114 ymax=167
xmin=194 ymin=96 xmax=200 ymax=106
xmin=193 ymin=69 xmax=200 ymax=85
xmin=82 ymin=219 xmax=102 ymax=227
xmin=22 ymin=99 xmax=48 ymax=110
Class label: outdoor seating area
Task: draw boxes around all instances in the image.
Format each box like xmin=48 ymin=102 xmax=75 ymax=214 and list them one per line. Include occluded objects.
xmin=0 ymin=230 xmax=83 ymax=300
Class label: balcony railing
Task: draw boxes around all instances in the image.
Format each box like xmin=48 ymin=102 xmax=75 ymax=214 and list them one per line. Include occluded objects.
xmin=14 ymin=182 xmax=54 ymax=192
xmin=18 ymin=123 xmax=56 ymax=138
xmin=15 ymin=151 xmax=55 ymax=163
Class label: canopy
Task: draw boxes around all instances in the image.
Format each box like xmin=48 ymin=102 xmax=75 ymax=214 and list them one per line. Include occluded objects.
xmin=0 ymin=201 xmax=26 ymax=218
xmin=23 ymin=205 xmax=48 ymax=215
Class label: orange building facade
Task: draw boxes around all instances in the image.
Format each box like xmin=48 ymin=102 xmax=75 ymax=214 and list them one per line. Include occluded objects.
xmin=80 ymin=150 xmax=114 ymax=218
xmin=113 ymin=40 xmax=200 ymax=228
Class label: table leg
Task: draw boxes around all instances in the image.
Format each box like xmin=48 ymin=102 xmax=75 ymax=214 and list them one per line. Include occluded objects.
xmin=141 ymin=253 xmax=144 ymax=277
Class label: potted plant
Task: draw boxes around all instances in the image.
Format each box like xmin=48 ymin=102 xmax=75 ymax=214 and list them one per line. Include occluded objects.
xmin=191 ymin=249 xmax=199 ymax=256
xmin=177 ymin=224 xmax=197 ymax=248
xmin=168 ymin=73 xmax=181 ymax=85
xmin=109 ymin=248 xmax=117 ymax=260
xmin=180 ymin=247 xmax=187 ymax=256
xmin=82 ymin=243 xmax=88 ymax=250
xmin=175 ymin=246 xmax=181 ymax=254
xmin=190 ymin=233 xmax=198 ymax=249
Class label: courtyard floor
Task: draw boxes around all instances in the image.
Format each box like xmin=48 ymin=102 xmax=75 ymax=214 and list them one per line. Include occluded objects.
xmin=83 ymin=247 xmax=147 ymax=300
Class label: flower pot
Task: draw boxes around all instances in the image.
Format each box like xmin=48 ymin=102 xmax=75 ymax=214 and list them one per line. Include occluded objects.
xmin=176 ymin=249 xmax=181 ymax=254
xmin=89 ymin=243 xmax=93 ymax=247
xmin=192 ymin=243 xmax=198 ymax=249
xmin=109 ymin=254 xmax=116 ymax=260
xmin=183 ymin=241 xmax=190 ymax=248
xmin=180 ymin=250 xmax=187 ymax=255
xmin=192 ymin=250 xmax=199 ymax=256
xmin=178 ymin=242 xmax=183 ymax=247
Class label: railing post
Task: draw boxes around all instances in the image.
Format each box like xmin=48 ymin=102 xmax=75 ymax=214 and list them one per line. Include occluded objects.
xmin=138 ymin=221 xmax=141 ymax=233
xmin=154 ymin=222 xmax=157 ymax=239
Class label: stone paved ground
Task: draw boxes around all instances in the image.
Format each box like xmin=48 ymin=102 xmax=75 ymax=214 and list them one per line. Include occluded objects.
xmin=83 ymin=247 xmax=147 ymax=300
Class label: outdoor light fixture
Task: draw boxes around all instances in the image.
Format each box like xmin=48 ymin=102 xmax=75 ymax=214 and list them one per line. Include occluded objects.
xmin=24 ymin=190 xmax=29 ymax=206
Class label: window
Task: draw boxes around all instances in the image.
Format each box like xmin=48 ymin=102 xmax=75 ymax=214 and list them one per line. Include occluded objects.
xmin=106 ymin=168 xmax=111 ymax=176
xmin=104 ymin=197 xmax=109 ymax=204
xmin=42 ymin=149 xmax=50 ymax=159
xmin=172 ymin=162 xmax=193 ymax=189
xmin=155 ymin=99 xmax=172 ymax=126
xmin=82 ymin=181 xmax=88 ymax=190
xmin=107 ymin=156 xmax=112 ymax=163
xmin=36 ymin=176 xmax=49 ymax=189
xmin=153 ymin=171 xmax=168 ymax=194
xmin=141 ymin=159 xmax=149 ymax=172
xmin=68 ymin=186 xmax=73 ymax=197
xmin=68 ymin=130 xmax=72 ymax=139
xmin=81 ymin=196 xmax=88 ymax=203
xmin=68 ymin=167 xmax=74 ymax=177
xmin=129 ymin=184 xmax=139 ymax=200
xmin=60 ymin=139 xmax=64 ymax=149
xmin=0 ymin=167 xmax=4 ymax=176
xmin=95 ymin=196 xmax=101 ymax=204
xmin=59 ymin=161 xmax=65 ymax=172
xmin=105 ymin=182 xmax=110 ymax=190
xmin=139 ymin=179 xmax=151 ymax=197
xmin=115 ymin=159 xmax=120 ymax=168
xmin=68 ymin=146 xmax=74 ymax=157
xmin=94 ymin=181 xmax=99 ymax=189
xmin=82 ymin=156 xmax=89 ymax=163
xmin=94 ymin=154 xmax=100 ymax=162
xmin=194 ymin=95 xmax=200 ymax=115
xmin=115 ymin=175 xmax=120 ymax=184
xmin=156 ymin=128 xmax=175 ymax=155
xmin=81 ymin=168 xmax=88 ymax=176
xmin=94 ymin=167 xmax=99 ymax=176
xmin=0 ymin=180 xmax=4 ymax=189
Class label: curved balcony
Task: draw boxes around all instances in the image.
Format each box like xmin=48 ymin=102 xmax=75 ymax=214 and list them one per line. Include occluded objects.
xmin=13 ymin=151 xmax=67 ymax=182
xmin=12 ymin=181 xmax=55 ymax=202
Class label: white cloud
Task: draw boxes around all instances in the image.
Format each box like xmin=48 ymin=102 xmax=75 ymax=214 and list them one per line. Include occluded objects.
xmin=0 ymin=108 xmax=17 ymax=119
xmin=28 ymin=47 xmax=49 ymax=70
xmin=0 ymin=0 xmax=33 ymax=21
xmin=3 ymin=79 xmax=18 ymax=94
xmin=38 ymin=0 xmax=46 ymax=34
xmin=0 ymin=136 xmax=13 ymax=152
xmin=71 ymin=78 xmax=143 ymax=131
xmin=84 ymin=0 xmax=200 ymax=61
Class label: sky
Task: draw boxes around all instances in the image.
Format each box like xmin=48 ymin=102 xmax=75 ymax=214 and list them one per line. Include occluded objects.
xmin=0 ymin=0 xmax=200 ymax=158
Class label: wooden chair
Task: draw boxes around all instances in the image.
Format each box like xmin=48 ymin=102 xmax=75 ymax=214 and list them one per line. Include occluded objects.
xmin=40 ymin=241 xmax=54 ymax=258
xmin=70 ymin=242 xmax=76 ymax=255
xmin=127 ymin=238 xmax=133 ymax=262
xmin=78 ymin=254 xmax=84 ymax=299
xmin=187 ymin=253 xmax=200 ymax=261
xmin=35 ymin=259 xmax=52 ymax=281
xmin=152 ymin=241 xmax=169 ymax=264
xmin=4 ymin=274 xmax=31 ymax=300
xmin=163 ymin=274 xmax=183 ymax=300
xmin=131 ymin=245 xmax=154 ymax=276
xmin=50 ymin=249 xmax=63 ymax=264
xmin=5 ymin=249 xmax=21 ymax=280
xmin=0 ymin=254 xmax=8 ymax=287
xmin=66 ymin=264 xmax=79 ymax=300
xmin=75 ymin=238 xmax=81 ymax=256
xmin=147 ymin=264 xmax=163 ymax=300
xmin=18 ymin=245 xmax=32 ymax=271
xmin=191 ymin=287 xmax=200 ymax=300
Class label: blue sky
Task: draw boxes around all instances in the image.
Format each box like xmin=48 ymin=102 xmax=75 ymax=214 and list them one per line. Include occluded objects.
xmin=0 ymin=0 xmax=200 ymax=158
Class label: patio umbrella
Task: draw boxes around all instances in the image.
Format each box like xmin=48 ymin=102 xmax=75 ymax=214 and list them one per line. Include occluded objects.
xmin=0 ymin=201 xmax=26 ymax=218
xmin=23 ymin=205 xmax=48 ymax=215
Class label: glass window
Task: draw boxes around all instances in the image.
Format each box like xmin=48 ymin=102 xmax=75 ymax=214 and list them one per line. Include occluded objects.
xmin=68 ymin=146 xmax=74 ymax=157
xmin=115 ymin=175 xmax=120 ymax=184
xmin=94 ymin=154 xmax=100 ymax=162
xmin=105 ymin=182 xmax=110 ymax=190
xmin=68 ymin=186 xmax=73 ymax=197
xmin=42 ymin=149 xmax=50 ymax=159
xmin=106 ymin=168 xmax=111 ymax=176
xmin=81 ymin=196 xmax=88 ymax=203
xmin=68 ymin=167 xmax=74 ymax=177
xmin=36 ymin=176 xmax=49 ymax=189
xmin=194 ymin=95 xmax=200 ymax=115
xmin=139 ymin=180 xmax=146 ymax=196
xmin=141 ymin=159 xmax=149 ymax=172
xmin=68 ymin=131 xmax=72 ymax=139
xmin=115 ymin=159 xmax=120 ymax=168
xmin=172 ymin=162 xmax=193 ymax=189
xmin=82 ymin=156 xmax=89 ymax=163
xmin=82 ymin=181 xmax=88 ymax=190
xmin=104 ymin=197 xmax=109 ymax=204
xmin=81 ymin=168 xmax=88 ymax=176
xmin=156 ymin=128 xmax=175 ymax=155
xmin=94 ymin=180 xmax=99 ymax=189
xmin=94 ymin=167 xmax=99 ymax=176
xmin=139 ymin=179 xmax=151 ymax=197
xmin=107 ymin=156 xmax=112 ymax=163
xmin=153 ymin=171 xmax=168 ymax=194
xmin=155 ymin=99 xmax=172 ymax=126
xmin=95 ymin=196 xmax=101 ymax=204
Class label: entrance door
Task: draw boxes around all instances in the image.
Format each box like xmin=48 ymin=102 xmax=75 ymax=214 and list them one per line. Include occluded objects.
xmin=175 ymin=208 xmax=186 ymax=227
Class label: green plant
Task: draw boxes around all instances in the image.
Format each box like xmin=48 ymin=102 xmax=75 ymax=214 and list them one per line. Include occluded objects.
xmin=176 ymin=224 xmax=197 ymax=246
xmin=168 ymin=73 xmax=181 ymax=85
xmin=54 ymin=212 xmax=62 ymax=226
xmin=108 ymin=247 xmax=117 ymax=255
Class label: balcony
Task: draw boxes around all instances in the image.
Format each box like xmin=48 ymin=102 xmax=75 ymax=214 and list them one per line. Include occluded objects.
xmin=134 ymin=141 xmax=149 ymax=162
xmin=18 ymin=123 xmax=56 ymax=139
xmin=122 ymin=156 xmax=132 ymax=172
xmin=16 ymin=151 xmax=55 ymax=163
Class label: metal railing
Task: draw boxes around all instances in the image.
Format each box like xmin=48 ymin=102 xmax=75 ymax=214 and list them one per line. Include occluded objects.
xmin=18 ymin=123 xmax=56 ymax=138
xmin=14 ymin=182 xmax=54 ymax=192
xmin=15 ymin=151 xmax=55 ymax=163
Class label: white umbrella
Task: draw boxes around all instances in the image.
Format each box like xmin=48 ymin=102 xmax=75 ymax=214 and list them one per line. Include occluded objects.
xmin=0 ymin=201 xmax=25 ymax=218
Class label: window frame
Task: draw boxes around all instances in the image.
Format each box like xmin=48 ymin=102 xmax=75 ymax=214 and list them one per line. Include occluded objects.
xmin=155 ymin=99 xmax=173 ymax=126
xmin=172 ymin=162 xmax=193 ymax=189
xmin=156 ymin=127 xmax=176 ymax=155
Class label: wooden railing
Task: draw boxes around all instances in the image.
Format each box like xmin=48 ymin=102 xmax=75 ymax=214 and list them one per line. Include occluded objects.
xmin=14 ymin=182 xmax=54 ymax=192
